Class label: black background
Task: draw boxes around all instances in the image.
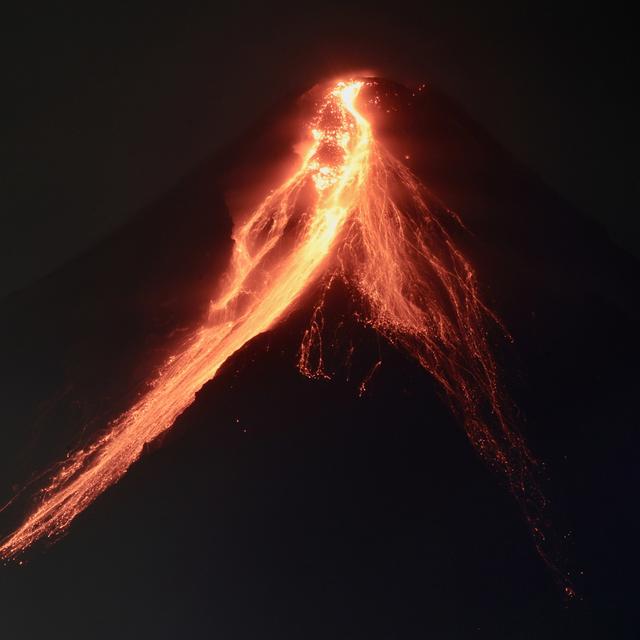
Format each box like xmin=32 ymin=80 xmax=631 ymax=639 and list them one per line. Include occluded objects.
xmin=1 ymin=3 xmax=638 ymax=639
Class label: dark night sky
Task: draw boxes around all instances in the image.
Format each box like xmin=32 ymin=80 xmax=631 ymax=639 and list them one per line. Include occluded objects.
xmin=1 ymin=4 xmax=639 ymax=638
xmin=1 ymin=1 xmax=637 ymax=298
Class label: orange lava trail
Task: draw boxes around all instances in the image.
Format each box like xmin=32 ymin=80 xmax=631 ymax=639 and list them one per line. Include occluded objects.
xmin=1 ymin=79 xmax=564 ymax=590
xmin=0 ymin=81 xmax=372 ymax=558
xmin=298 ymin=100 xmax=567 ymax=590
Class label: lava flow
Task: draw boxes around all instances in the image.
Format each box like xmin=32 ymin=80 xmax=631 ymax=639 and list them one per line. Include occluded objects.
xmin=0 ymin=79 xmax=561 ymax=587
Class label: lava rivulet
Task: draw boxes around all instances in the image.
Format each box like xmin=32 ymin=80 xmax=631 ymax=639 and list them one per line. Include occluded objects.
xmin=0 ymin=79 xmax=561 ymax=588
xmin=0 ymin=80 xmax=371 ymax=557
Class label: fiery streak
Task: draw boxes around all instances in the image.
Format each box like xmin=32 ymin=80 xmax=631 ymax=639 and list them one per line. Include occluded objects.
xmin=0 ymin=80 xmax=370 ymax=557
xmin=1 ymin=79 xmax=563 ymax=589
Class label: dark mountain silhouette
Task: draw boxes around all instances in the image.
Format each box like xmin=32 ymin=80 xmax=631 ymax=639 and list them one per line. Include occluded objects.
xmin=0 ymin=79 xmax=637 ymax=639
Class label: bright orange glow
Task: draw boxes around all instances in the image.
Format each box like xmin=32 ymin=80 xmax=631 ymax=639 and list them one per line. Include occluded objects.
xmin=0 ymin=80 xmax=372 ymax=558
xmin=0 ymin=79 xmax=559 ymax=588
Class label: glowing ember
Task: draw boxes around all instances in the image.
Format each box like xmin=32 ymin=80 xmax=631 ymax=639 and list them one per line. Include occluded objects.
xmin=0 ymin=79 xmax=563 ymax=589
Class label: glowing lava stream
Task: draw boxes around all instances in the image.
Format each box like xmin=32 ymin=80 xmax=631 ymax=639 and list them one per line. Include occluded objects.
xmin=1 ymin=78 xmax=562 ymax=591
xmin=0 ymin=81 xmax=371 ymax=557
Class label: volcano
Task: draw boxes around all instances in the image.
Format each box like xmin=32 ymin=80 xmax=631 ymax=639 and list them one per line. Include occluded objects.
xmin=0 ymin=78 xmax=638 ymax=639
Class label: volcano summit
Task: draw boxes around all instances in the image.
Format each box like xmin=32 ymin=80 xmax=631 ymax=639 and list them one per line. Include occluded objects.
xmin=0 ymin=78 xmax=637 ymax=639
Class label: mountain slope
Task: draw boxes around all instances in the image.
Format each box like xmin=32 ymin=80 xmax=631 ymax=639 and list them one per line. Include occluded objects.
xmin=0 ymin=79 xmax=637 ymax=639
